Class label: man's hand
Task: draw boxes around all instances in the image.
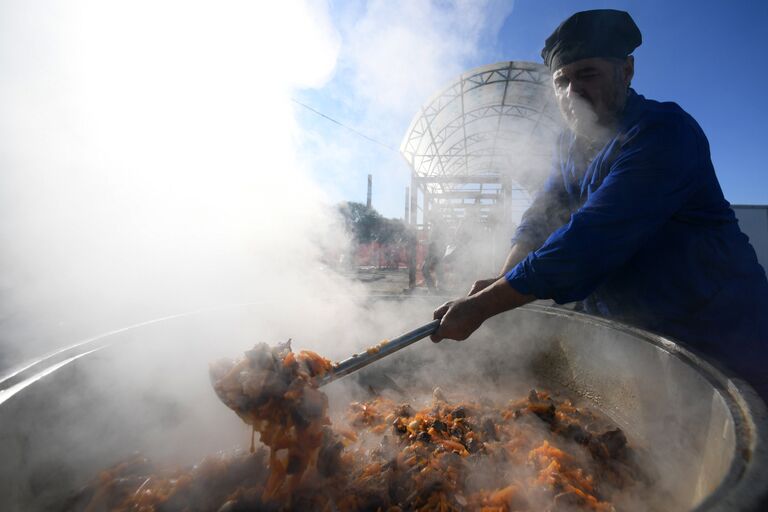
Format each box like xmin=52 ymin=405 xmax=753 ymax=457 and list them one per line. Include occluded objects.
xmin=430 ymin=276 xmax=538 ymax=343
xmin=430 ymin=296 xmax=487 ymax=342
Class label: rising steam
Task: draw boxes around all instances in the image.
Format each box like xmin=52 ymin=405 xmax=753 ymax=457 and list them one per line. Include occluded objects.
xmin=0 ymin=1 xmax=347 ymax=367
xmin=0 ymin=0 xmax=516 ymax=369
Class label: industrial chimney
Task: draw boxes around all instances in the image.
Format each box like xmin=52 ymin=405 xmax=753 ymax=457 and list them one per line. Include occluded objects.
xmin=366 ymin=174 xmax=372 ymax=209
xmin=404 ymin=186 xmax=410 ymax=223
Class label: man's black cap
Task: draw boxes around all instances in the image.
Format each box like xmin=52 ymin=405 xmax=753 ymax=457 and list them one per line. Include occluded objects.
xmin=541 ymin=9 xmax=642 ymax=71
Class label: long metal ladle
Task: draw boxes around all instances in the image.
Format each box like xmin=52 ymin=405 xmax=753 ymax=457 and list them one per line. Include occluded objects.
xmin=317 ymin=319 xmax=441 ymax=386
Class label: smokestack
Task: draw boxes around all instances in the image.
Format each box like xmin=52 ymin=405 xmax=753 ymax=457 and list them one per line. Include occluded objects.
xmin=404 ymin=187 xmax=410 ymax=223
xmin=366 ymin=174 xmax=372 ymax=209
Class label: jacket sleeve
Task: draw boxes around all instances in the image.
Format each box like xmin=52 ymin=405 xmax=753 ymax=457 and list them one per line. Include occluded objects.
xmin=505 ymin=115 xmax=703 ymax=303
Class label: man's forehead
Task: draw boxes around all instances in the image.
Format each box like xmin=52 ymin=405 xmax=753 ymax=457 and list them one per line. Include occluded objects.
xmin=553 ymin=57 xmax=617 ymax=78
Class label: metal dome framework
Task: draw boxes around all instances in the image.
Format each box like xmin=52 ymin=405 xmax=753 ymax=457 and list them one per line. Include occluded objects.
xmin=400 ymin=61 xmax=563 ymax=229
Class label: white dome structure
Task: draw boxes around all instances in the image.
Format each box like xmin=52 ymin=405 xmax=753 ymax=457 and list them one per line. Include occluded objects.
xmin=400 ymin=61 xmax=562 ymax=228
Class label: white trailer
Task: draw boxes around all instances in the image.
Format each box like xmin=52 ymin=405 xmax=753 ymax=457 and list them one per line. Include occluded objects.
xmin=733 ymin=205 xmax=768 ymax=273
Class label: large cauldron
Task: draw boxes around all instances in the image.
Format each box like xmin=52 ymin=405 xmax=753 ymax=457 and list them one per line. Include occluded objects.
xmin=0 ymin=301 xmax=766 ymax=511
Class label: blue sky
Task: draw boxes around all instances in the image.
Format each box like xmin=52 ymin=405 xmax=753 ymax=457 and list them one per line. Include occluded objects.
xmin=295 ymin=0 xmax=768 ymax=218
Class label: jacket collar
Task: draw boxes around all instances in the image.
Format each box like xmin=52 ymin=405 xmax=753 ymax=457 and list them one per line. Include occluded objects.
xmin=618 ymin=88 xmax=645 ymax=131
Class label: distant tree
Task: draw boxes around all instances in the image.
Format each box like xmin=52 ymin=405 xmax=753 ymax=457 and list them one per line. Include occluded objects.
xmin=337 ymin=202 xmax=407 ymax=245
xmin=376 ymin=217 xmax=408 ymax=244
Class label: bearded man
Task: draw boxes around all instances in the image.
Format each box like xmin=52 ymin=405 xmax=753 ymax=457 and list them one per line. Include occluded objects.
xmin=431 ymin=10 xmax=768 ymax=397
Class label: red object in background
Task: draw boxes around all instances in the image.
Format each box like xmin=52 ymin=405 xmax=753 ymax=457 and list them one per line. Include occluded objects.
xmin=338 ymin=233 xmax=431 ymax=287
xmin=354 ymin=242 xmax=410 ymax=270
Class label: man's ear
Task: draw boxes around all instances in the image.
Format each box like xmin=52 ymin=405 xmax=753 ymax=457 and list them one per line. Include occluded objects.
xmin=624 ymin=56 xmax=635 ymax=88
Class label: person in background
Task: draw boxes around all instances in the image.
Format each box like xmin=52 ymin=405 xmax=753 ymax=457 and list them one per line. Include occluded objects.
xmin=431 ymin=9 xmax=768 ymax=398
xmin=422 ymin=224 xmax=447 ymax=293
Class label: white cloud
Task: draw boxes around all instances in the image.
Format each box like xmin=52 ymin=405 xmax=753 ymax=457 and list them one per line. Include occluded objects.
xmin=296 ymin=0 xmax=515 ymax=216
xmin=341 ymin=0 xmax=514 ymax=118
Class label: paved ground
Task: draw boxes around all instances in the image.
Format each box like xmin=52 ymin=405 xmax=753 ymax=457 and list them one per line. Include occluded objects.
xmin=342 ymin=267 xmax=445 ymax=297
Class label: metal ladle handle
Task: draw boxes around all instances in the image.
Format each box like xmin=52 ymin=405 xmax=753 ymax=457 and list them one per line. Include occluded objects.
xmin=319 ymin=319 xmax=441 ymax=386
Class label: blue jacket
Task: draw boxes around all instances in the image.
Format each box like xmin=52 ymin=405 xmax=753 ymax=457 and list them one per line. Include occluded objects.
xmin=506 ymin=89 xmax=768 ymax=392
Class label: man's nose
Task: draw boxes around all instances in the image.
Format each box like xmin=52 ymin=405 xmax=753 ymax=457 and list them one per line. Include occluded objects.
xmin=566 ymin=82 xmax=584 ymax=100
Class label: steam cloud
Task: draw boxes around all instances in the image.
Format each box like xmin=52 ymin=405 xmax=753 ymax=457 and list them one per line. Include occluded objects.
xmin=0 ymin=0 xmax=518 ymax=369
xmin=0 ymin=1 xmax=347 ymax=368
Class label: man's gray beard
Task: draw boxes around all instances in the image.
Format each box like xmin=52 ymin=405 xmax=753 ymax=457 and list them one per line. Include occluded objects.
xmin=566 ymin=107 xmax=616 ymax=149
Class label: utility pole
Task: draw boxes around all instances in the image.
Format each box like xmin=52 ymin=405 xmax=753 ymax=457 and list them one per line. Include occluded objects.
xmin=408 ymin=180 xmax=418 ymax=289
